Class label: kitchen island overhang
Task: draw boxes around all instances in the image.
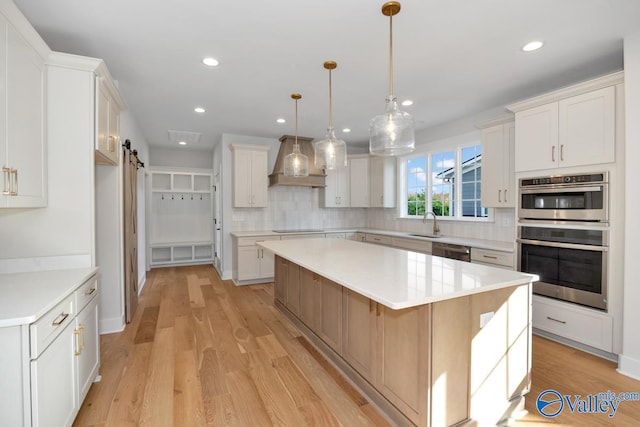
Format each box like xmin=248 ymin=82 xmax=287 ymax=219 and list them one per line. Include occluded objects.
xmin=259 ymin=238 xmax=538 ymax=427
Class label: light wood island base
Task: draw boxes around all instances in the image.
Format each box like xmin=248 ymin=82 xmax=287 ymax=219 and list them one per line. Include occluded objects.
xmin=274 ymin=256 xmax=533 ymax=427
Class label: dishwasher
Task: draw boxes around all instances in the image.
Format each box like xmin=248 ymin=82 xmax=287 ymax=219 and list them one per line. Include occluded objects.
xmin=432 ymin=242 xmax=471 ymax=262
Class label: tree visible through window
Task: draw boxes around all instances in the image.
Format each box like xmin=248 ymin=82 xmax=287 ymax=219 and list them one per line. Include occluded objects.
xmin=404 ymin=144 xmax=487 ymax=219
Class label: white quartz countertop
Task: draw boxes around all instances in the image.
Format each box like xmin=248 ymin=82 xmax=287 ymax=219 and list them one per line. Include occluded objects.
xmin=232 ymin=228 xmax=514 ymax=253
xmin=259 ymin=239 xmax=535 ymax=310
xmin=0 ymin=268 xmax=98 ymax=327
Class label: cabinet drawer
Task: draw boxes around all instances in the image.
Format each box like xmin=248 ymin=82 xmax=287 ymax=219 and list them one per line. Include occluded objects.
xmin=391 ymin=237 xmax=432 ymax=254
xmin=470 ymin=248 xmax=514 ymax=268
xmin=532 ymin=296 xmax=613 ymax=351
xmin=75 ymin=276 xmax=99 ymax=312
xmin=365 ymin=234 xmax=392 ymax=246
xmin=30 ymin=294 xmax=75 ymax=359
xmin=236 ymin=236 xmax=280 ymax=246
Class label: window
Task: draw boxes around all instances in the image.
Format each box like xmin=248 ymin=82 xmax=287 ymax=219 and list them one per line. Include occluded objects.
xmin=402 ymin=144 xmax=488 ymax=220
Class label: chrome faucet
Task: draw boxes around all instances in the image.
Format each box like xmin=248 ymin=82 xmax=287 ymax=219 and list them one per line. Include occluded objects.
xmin=422 ymin=211 xmax=440 ymax=236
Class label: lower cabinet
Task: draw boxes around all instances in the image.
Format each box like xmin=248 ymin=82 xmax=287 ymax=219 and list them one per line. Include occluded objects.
xmin=318 ymin=277 xmax=343 ymax=354
xmin=342 ymin=289 xmax=376 ymax=382
xmin=234 ymin=236 xmax=280 ymax=284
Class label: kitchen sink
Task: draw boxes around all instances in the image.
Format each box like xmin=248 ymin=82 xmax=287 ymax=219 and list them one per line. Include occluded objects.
xmin=408 ymin=233 xmax=443 ymax=239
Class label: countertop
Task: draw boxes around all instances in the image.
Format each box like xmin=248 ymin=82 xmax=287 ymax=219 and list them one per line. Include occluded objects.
xmin=258 ymin=239 xmax=536 ymax=310
xmin=232 ymin=228 xmax=515 ymax=253
xmin=0 ymin=268 xmax=98 ymax=327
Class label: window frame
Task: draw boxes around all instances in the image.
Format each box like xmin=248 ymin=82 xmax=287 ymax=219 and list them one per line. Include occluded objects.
xmin=398 ymin=143 xmax=492 ymax=222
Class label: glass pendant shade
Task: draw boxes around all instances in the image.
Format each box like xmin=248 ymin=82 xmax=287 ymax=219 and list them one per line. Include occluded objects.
xmin=284 ymin=143 xmax=309 ymax=177
xmin=314 ymin=127 xmax=347 ymax=170
xmin=284 ymin=93 xmax=309 ymax=177
xmin=369 ymin=96 xmax=415 ymax=156
xmin=369 ymin=1 xmax=415 ymax=156
xmin=314 ymin=61 xmax=347 ymax=170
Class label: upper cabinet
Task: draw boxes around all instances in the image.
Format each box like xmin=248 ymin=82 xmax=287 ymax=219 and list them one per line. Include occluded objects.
xmin=480 ymin=118 xmax=515 ymax=207
xmin=94 ymin=76 xmax=123 ymax=165
xmin=349 ymin=155 xmax=370 ymax=208
xmin=0 ymin=13 xmax=47 ymax=208
xmin=322 ymin=161 xmax=350 ymax=208
xmin=230 ymin=144 xmax=270 ymax=208
xmin=370 ymin=156 xmax=396 ymax=208
xmin=509 ymin=73 xmax=621 ymax=173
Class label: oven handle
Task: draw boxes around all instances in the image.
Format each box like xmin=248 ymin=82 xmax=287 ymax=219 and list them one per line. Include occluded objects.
xmin=519 ymin=185 xmax=603 ymax=194
xmin=517 ymin=238 xmax=608 ymax=252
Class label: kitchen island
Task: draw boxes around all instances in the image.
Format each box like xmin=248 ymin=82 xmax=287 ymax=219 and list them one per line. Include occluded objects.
xmin=258 ymin=238 xmax=537 ymax=427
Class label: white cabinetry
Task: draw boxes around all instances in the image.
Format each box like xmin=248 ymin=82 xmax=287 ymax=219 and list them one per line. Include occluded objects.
xmin=0 ymin=271 xmax=100 ymax=427
xmin=94 ymin=77 xmax=121 ymax=165
xmin=233 ymin=236 xmax=280 ymax=284
xmin=369 ymin=156 xmax=396 ymax=208
xmin=322 ymin=163 xmax=350 ymax=207
xmin=509 ymin=74 xmax=620 ymax=173
xmin=149 ymin=169 xmax=213 ymax=267
xmin=470 ymin=247 xmax=514 ymax=269
xmin=480 ymin=119 xmax=514 ymax=207
xmin=230 ymin=144 xmax=269 ymax=208
xmin=0 ymin=13 xmax=47 ymax=208
xmin=349 ymin=156 xmax=370 ymax=207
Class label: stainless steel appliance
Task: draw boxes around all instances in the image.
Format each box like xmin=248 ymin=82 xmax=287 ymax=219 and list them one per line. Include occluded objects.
xmin=518 ymin=226 xmax=608 ymax=310
xmin=432 ymin=242 xmax=471 ymax=262
xmin=519 ymin=172 xmax=608 ymax=223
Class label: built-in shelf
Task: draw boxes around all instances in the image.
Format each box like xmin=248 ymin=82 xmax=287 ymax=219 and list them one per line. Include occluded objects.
xmin=151 ymin=171 xmax=212 ymax=193
xmin=150 ymin=241 xmax=214 ymax=266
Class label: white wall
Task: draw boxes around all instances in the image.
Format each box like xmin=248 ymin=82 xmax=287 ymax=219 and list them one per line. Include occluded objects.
xmin=620 ymin=32 xmax=640 ymax=379
xmin=150 ymin=147 xmax=213 ymax=169
xmin=0 ymin=65 xmax=94 ymax=268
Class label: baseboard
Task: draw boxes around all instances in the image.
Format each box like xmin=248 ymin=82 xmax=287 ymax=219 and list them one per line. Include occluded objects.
xmin=99 ymin=315 xmax=125 ymax=335
xmin=533 ymin=328 xmax=617 ymax=362
xmin=617 ymin=354 xmax=640 ymax=381
xmin=232 ymin=277 xmax=273 ymax=286
xmin=137 ymin=272 xmax=147 ymax=296
xmin=220 ymin=268 xmax=232 ymax=280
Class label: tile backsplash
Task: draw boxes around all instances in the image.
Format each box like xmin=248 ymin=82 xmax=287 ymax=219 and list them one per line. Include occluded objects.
xmin=232 ymin=186 xmax=516 ymax=243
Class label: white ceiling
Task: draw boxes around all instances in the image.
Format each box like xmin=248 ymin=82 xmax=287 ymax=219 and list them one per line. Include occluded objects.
xmin=13 ymin=0 xmax=640 ymax=151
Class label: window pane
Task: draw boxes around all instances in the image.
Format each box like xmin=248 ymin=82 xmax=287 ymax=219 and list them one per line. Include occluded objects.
xmin=460 ymin=145 xmax=486 ymax=218
xmin=432 ymin=151 xmax=454 ymax=216
xmin=407 ymin=157 xmax=427 ymax=216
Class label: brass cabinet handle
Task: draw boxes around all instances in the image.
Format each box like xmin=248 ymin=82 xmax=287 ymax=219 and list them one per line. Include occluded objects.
xmin=85 ymin=287 xmax=97 ymax=296
xmin=504 ymin=189 xmax=507 ymax=203
xmin=560 ymin=144 xmax=564 ymax=161
xmin=547 ymin=316 xmax=567 ymax=324
xmin=369 ymin=299 xmax=375 ymax=313
xmin=2 ymin=167 xmax=10 ymax=195
xmin=482 ymin=254 xmax=499 ymax=260
xmin=10 ymin=169 xmax=17 ymax=195
xmin=74 ymin=329 xmax=82 ymax=355
xmin=498 ymin=189 xmax=501 ymax=203
xmin=552 ymin=145 xmax=556 ymax=162
xmin=79 ymin=324 xmax=86 ymax=350
xmin=52 ymin=312 xmax=69 ymax=326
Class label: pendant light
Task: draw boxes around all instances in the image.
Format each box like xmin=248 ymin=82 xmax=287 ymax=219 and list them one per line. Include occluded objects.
xmin=314 ymin=61 xmax=347 ymax=170
xmin=369 ymin=1 xmax=415 ymax=156
xmin=284 ymin=93 xmax=309 ymax=177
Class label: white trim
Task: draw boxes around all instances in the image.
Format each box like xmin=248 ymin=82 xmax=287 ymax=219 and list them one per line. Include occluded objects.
xmin=507 ymin=71 xmax=624 ymax=112
xmin=0 ymin=254 xmax=92 ymax=274
xmin=618 ymin=355 xmax=640 ymax=381
xmin=0 ymin=0 xmax=51 ymax=59
xmin=99 ymin=316 xmax=125 ymax=335
xmin=137 ymin=272 xmax=147 ymax=296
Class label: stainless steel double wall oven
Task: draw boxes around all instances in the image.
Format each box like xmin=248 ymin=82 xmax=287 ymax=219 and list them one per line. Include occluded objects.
xmin=517 ymin=172 xmax=609 ymax=310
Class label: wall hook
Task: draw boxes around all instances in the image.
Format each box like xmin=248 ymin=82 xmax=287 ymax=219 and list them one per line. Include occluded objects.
xmin=200 ymin=194 xmax=203 ymax=200
xmin=161 ymin=194 xmax=164 ymax=200
xmin=181 ymin=194 xmax=184 ymax=200
xmin=171 ymin=194 xmax=174 ymax=200
xmin=191 ymin=194 xmax=194 ymax=200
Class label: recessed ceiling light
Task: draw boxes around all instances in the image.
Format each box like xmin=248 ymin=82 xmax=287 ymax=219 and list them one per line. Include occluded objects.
xmin=194 ymin=107 xmax=205 ymax=113
xmin=276 ymin=118 xmax=286 ymax=124
xmin=342 ymin=128 xmax=351 ymax=133
xmin=202 ymin=57 xmax=219 ymax=67
xmin=401 ymin=100 xmax=413 ymax=106
xmin=179 ymin=141 xmax=187 ymax=145
xmin=522 ymin=41 xmax=544 ymax=52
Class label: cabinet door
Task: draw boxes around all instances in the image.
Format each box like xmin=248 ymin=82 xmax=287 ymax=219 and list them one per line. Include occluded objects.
xmin=274 ymin=256 xmax=288 ymax=304
xmin=95 ymin=79 xmax=117 ymax=165
xmin=514 ymin=103 xmax=559 ymax=172
xmin=237 ymin=246 xmax=260 ymax=281
xmin=286 ymin=262 xmax=301 ymax=316
xmin=480 ymin=125 xmax=504 ymax=207
xmin=299 ymin=268 xmax=320 ymax=330
xmin=336 ymin=165 xmax=350 ymax=207
xmin=349 ymin=157 xmax=370 ymax=207
xmin=322 ymin=167 xmax=340 ymax=207
xmin=30 ymin=321 xmax=78 ymax=427
xmin=232 ymin=150 xmax=253 ymax=207
xmin=370 ymin=157 xmax=396 ymax=208
xmin=318 ymin=278 xmax=342 ymax=353
xmin=108 ymin=99 xmax=120 ymax=163
xmin=4 ymin=24 xmax=46 ymax=207
xmin=76 ymin=297 xmax=100 ymax=403
xmin=343 ymin=289 xmax=376 ymax=381
xmin=559 ymin=86 xmax=615 ymax=168
xmin=377 ymin=304 xmax=430 ymax=425
xmin=250 ymin=150 xmax=269 ymax=207
xmin=259 ymin=246 xmax=275 ymax=278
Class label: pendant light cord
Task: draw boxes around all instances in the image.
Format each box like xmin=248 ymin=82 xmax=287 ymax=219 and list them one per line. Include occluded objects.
xmin=389 ymin=13 xmax=394 ymax=97
xmin=294 ymin=98 xmax=299 ymax=148
xmin=328 ymin=68 xmax=333 ymax=128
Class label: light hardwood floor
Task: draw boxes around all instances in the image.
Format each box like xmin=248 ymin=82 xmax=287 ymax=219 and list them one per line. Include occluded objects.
xmin=73 ymin=265 xmax=640 ymax=426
